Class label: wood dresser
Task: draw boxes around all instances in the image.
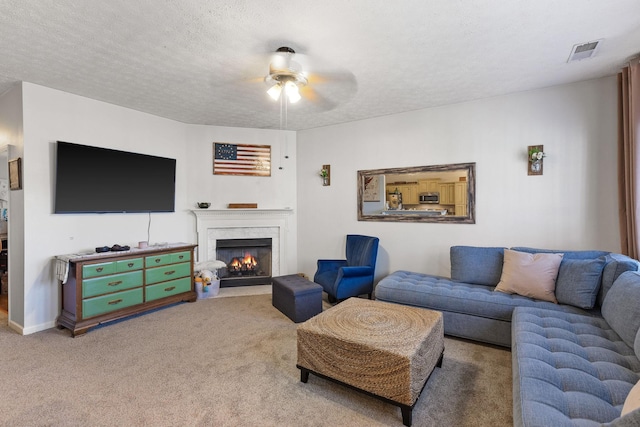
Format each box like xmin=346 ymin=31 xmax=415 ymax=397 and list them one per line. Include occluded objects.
xmin=56 ymin=243 xmax=197 ymax=337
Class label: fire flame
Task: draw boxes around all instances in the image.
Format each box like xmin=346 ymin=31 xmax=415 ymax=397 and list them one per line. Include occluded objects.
xmin=242 ymin=252 xmax=258 ymax=268
xmin=228 ymin=252 xmax=258 ymax=271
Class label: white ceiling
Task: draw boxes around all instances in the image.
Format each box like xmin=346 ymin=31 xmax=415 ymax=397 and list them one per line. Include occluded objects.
xmin=0 ymin=1 xmax=639 ymax=131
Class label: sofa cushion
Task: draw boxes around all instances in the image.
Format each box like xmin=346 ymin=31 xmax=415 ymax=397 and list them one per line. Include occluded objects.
xmin=450 ymin=246 xmax=505 ymax=286
xmin=375 ymin=270 xmax=588 ymax=322
xmin=512 ymin=307 xmax=640 ymax=426
xmin=602 ymin=271 xmax=640 ymax=348
xmin=495 ymin=249 xmax=563 ymax=303
xmin=600 ymin=254 xmax=640 ymax=307
xmin=555 ymin=257 xmax=606 ymax=309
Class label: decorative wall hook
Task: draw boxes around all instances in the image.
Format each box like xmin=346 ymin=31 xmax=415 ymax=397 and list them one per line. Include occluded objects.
xmin=528 ymin=145 xmax=545 ymax=176
xmin=320 ymin=164 xmax=331 ymax=186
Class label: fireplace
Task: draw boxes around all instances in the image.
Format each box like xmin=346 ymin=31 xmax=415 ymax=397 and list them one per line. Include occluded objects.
xmin=192 ymin=208 xmax=297 ymax=285
xmin=216 ymin=238 xmax=272 ymax=287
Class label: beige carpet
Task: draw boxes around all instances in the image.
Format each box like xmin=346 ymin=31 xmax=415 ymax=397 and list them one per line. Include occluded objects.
xmin=0 ymin=294 xmax=512 ymax=426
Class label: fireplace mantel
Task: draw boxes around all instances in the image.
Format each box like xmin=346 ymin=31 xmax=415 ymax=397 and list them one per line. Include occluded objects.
xmin=192 ymin=208 xmax=296 ymax=279
xmin=192 ymin=208 xmax=293 ymax=219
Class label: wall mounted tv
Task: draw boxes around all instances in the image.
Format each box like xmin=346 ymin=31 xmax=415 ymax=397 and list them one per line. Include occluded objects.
xmin=54 ymin=141 xmax=176 ymax=214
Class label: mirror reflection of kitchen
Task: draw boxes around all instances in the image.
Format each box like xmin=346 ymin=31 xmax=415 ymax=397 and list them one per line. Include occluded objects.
xmin=365 ymin=169 xmax=469 ymax=217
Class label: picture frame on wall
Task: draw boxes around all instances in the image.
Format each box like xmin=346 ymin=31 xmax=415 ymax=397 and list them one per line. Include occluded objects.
xmin=363 ymin=175 xmax=381 ymax=201
xmin=9 ymin=158 xmax=22 ymax=190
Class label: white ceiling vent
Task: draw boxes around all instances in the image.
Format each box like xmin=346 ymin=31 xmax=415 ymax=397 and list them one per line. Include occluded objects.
xmin=567 ymin=39 xmax=602 ymax=62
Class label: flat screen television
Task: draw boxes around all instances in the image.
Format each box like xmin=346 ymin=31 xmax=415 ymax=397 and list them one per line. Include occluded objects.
xmin=54 ymin=141 xmax=176 ymax=214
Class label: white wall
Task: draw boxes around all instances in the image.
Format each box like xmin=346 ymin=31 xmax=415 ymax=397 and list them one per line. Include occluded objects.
xmin=11 ymin=82 xmax=295 ymax=334
xmin=296 ymin=77 xmax=621 ymax=283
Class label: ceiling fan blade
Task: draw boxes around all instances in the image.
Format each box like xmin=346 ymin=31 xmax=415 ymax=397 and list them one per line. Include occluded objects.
xmin=299 ymin=85 xmax=339 ymax=112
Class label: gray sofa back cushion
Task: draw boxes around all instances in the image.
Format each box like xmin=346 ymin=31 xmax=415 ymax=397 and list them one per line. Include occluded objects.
xmin=555 ymin=257 xmax=606 ymax=309
xmin=600 ymin=253 xmax=640 ymax=306
xmin=602 ymin=271 xmax=640 ymax=348
xmin=450 ymin=246 xmax=505 ymax=286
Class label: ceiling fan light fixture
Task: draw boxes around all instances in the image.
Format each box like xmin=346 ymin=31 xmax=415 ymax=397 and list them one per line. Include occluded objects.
xmin=267 ymin=83 xmax=282 ymax=101
xmin=285 ymin=80 xmax=301 ymax=103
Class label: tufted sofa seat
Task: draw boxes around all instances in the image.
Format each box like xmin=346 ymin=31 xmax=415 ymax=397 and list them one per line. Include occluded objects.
xmin=512 ymin=307 xmax=640 ymax=426
xmin=376 ymin=270 xmax=590 ymax=347
xmin=375 ymin=246 xmax=639 ymax=347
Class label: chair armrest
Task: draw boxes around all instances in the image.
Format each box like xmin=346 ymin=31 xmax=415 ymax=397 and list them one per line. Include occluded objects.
xmin=316 ymin=259 xmax=347 ymax=275
xmin=338 ymin=266 xmax=374 ymax=278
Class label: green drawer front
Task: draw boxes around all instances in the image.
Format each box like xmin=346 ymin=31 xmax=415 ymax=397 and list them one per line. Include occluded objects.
xmin=145 ymin=254 xmax=172 ymax=267
xmin=116 ymin=258 xmax=143 ymax=272
xmin=82 ymin=261 xmax=116 ymax=278
xmin=145 ymin=262 xmax=191 ymax=285
xmin=82 ymin=271 xmax=143 ymax=298
xmin=146 ymin=277 xmax=192 ymax=302
xmin=171 ymin=251 xmax=191 ymax=264
xmin=82 ymin=288 xmax=143 ymax=318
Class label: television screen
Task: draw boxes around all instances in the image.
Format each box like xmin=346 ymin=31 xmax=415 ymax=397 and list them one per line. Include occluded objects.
xmin=54 ymin=141 xmax=176 ymax=213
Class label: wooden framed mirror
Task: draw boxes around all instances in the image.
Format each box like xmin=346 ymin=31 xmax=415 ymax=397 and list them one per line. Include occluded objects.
xmin=357 ymin=163 xmax=476 ymax=223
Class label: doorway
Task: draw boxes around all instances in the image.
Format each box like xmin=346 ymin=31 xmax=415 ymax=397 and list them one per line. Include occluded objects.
xmin=0 ymin=146 xmax=8 ymax=314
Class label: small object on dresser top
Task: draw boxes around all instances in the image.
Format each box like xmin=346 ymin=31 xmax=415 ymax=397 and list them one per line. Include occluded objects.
xmin=110 ymin=244 xmax=130 ymax=252
xmin=197 ymin=202 xmax=210 ymax=208
xmin=95 ymin=246 xmax=110 ymax=253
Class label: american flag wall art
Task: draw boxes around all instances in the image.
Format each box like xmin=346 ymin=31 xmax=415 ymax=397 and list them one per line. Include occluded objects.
xmin=213 ymin=143 xmax=271 ymax=177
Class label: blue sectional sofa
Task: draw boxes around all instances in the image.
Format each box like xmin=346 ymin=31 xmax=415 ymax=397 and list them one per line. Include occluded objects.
xmin=375 ymin=246 xmax=640 ymax=426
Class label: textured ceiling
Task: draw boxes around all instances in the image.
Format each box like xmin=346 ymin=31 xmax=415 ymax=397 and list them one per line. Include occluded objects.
xmin=0 ymin=1 xmax=639 ymax=131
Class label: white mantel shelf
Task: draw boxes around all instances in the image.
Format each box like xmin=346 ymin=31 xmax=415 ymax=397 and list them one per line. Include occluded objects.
xmin=192 ymin=208 xmax=293 ymax=217
xmin=192 ymin=208 xmax=296 ymax=278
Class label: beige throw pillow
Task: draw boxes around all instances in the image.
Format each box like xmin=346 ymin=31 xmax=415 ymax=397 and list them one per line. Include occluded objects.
xmin=622 ymin=380 xmax=640 ymax=416
xmin=494 ymin=249 xmax=563 ymax=303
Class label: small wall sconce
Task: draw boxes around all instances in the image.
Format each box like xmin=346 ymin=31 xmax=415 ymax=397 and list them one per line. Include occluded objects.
xmin=320 ymin=164 xmax=331 ymax=186
xmin=528 ymin=145 xmax=545 ymax=176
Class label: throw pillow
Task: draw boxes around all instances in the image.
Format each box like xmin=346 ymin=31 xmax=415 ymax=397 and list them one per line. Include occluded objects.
xmin=555 ymin=257 xmax=606 ymax=309
xmin=494 ymin=249 xmax=564 ymax=303
xmin=622 ymin=379 xmax=640 ymax=416
xmin=450 ymin=246 xmax=506 ymax=286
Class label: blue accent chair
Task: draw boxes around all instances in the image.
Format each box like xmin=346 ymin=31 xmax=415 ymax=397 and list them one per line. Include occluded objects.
xmin=314 ymin=235 xmax=380 ymax=302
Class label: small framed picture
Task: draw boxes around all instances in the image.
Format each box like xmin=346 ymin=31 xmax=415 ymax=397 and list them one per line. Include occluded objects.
xmin=9 ymin=158 xmax=22 ymax=190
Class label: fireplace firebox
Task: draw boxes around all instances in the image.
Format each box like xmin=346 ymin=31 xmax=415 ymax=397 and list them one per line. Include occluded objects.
xmin=216 ymin=238 xmax=272 ymax=287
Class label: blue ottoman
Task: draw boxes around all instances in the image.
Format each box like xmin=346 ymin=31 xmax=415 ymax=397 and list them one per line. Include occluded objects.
xmin=272 ymin=274 xmax=323 ymax=323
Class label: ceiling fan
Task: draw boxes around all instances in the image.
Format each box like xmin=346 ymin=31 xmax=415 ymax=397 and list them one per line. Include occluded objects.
xmin=264 ymin=47 xmax=307 ymax=103
xmin=261 ymin=46 xmax=357 ymax=110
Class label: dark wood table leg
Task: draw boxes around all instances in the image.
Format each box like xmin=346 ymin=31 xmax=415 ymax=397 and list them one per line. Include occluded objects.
xmin=401 ymin=405 xmax=412 ymax=426
xmin=300 ymin=367 xmax=309 ymax=383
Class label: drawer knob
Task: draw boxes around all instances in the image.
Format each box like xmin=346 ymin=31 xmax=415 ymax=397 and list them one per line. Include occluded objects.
xmin=164 ymin=270 xmax=176 ymax=276
xmin=127 ymin=263 xmax=134 ymax=267
xmin=108 ymin=281 xmax=123 ymax=287
xmin=178 ymin=255 xmax=184 ymax=259
xmin=154 ymin=258 xmax=161 ymax=263
xmin=96 ymin=267 xmax=104 ymax=272
xmin=108 ymin=299 xmax=123 ymax=305
xmin=164 ymin=286 xmax=176 ymax=292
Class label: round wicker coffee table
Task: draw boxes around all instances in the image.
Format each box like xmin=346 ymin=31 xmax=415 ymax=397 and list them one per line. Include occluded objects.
xmin=296 ymin=297 xmax=444 ymax=426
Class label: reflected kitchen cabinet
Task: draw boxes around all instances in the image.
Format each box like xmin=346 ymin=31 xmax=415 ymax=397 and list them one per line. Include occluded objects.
xmin=454 ymin=182 xmax=468 ymax=216
xmin=418 ymin=179 xmax=440 ymax=193
xmin=386 ymin=183 xmax=418 ymax=205
xmin=438 ymin=183 xmax=455 ymax=205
